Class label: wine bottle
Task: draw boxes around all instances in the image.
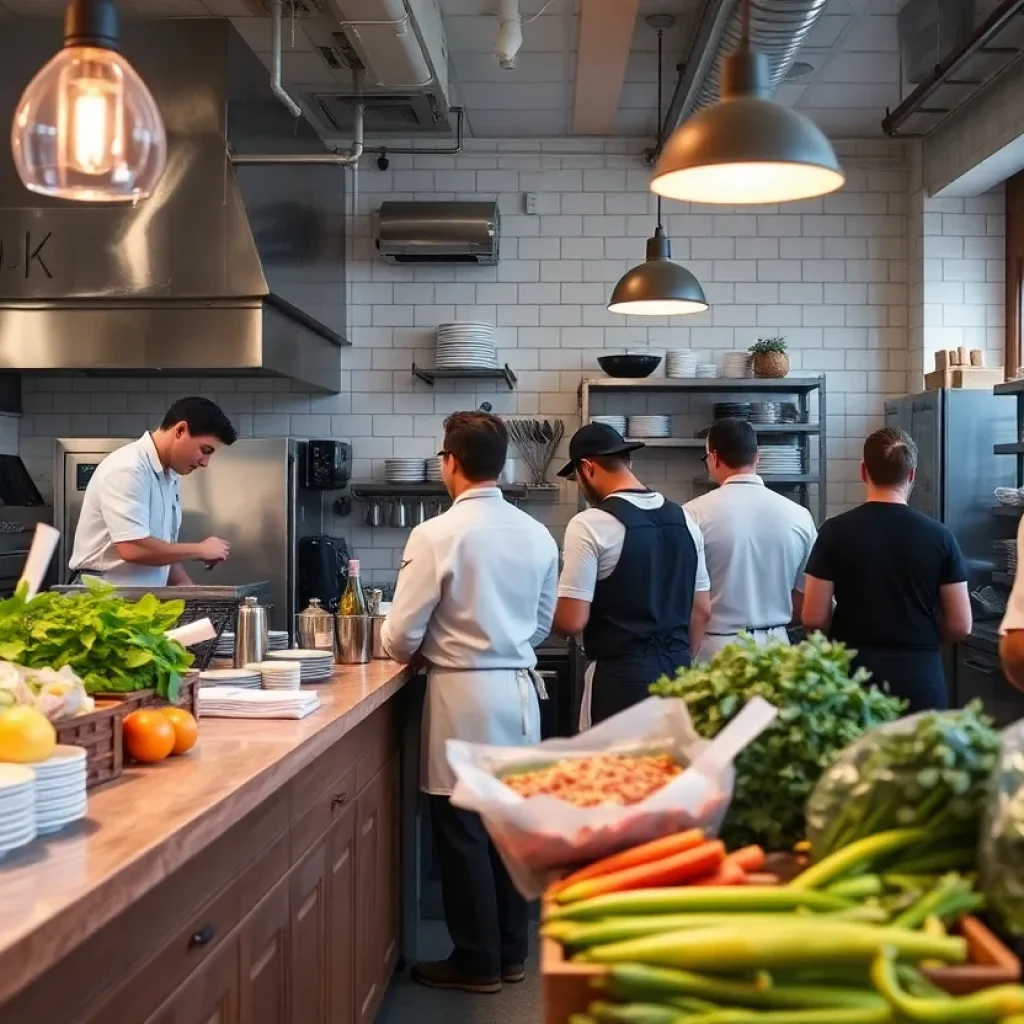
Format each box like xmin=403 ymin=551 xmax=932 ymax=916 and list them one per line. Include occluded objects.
xmin=339 ymin=558 xmax=368 ymax=616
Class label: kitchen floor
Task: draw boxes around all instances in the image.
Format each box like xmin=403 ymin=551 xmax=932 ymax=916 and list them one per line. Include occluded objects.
xmin=377 ymin=920 xmax=541 ymax=1024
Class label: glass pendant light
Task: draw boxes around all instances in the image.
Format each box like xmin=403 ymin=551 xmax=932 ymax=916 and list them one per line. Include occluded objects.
xmin=608 ymin=18 xmax=708 ymax=317
xmin=11 ymin=0 xmax=167 ymax=202
xmin=651 ymin=0 xmax=844 ymax=205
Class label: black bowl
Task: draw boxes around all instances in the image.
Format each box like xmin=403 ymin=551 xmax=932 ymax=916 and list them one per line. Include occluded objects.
xmin=597 ymin=354 xmax=663 ymax=378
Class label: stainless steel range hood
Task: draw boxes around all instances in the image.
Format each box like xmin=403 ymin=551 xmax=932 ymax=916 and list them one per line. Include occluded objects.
xmin=0 ymin=20 xmax=348 ymax=392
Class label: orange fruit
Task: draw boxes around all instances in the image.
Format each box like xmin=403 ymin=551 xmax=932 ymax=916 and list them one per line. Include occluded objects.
xmin=123 ymin=709 xmax=175 ymax=763
xmin=160 ymin=707 xmax=198 ymax=755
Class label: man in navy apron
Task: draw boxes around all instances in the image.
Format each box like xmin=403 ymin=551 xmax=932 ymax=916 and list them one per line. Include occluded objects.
xmin=553 ymin=424 xmax=711 ymax=726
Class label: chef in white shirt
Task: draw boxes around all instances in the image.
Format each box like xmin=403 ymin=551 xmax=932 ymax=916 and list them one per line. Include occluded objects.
xmin=553 ymin=423 xmax=711 ymax=728
xmin=1000 ymin=515 xmax=1024 ymax=689
xmin=69 ymin=397 xmax=236 ymax=587
xmin=382 ymin=411 xmax=558 ymax=996
xmin=685 ymin=417 xmax=817 ymax=661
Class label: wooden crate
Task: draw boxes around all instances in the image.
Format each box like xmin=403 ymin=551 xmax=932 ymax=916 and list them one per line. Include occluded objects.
xmin=93 ymin=669 xmax=200 ymax=721
xmin=54 ymin=699 xmax=127 ymax=789
xmin=924 ymin=367 xmax=1004 ymax=390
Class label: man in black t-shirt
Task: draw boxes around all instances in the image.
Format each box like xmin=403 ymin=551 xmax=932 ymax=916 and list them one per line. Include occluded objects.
xmin=802 ymin=428 xmax=972 ymax=712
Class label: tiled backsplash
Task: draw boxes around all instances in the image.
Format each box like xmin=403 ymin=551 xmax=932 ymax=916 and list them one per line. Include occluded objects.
xmin=12 ymin=135 xmax=1005 ymax=584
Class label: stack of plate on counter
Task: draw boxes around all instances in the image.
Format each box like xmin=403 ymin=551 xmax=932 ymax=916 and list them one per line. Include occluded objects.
xmin=666 ymin=350 xmax=698 ymax=378
xmin=425 ymin=456 xmax=444 ymax=482
xmin=385 ymin=458 xmax=426 ymax=483
xmin=214 ymin=630 xmax=288 ymax=660
xmin=994 ymin=538 xmax=1018 ymax=576
xmin=266 ymin=649 xmax=334 ymax=683
xmin=34 ymin=746 xmax=88 ymax=835
xmin=591 ymin=415 xmax=627 ymax=435
xmin=758 ymin=444 xmax=803 ymax=476
xmin=714 ymin=402 xmax=753 ymax=421
xmin=198 ymin=687 xmax=321 ymax=720
xmin=722 ymin=352 xmax=751 ymax=379
xmin=251 ymin=659 xmax=301 ymax=691
xmin=751 ymin=401 xmax=781 ymax=424
xmin=199 ymin=666 xmax=261 ymax=689
xmin=627 ymin=415 xmax=671 ymax=439
xmin=435 ymin=322 xmax=499 ymax=369
xmin=0 ymin=765 xmax=35 ymax=858
xmin=696 ymin=363 xmax=717 ymax=379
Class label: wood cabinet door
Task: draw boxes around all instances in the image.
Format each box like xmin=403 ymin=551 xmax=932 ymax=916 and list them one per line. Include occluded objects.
xmin=145 ymin=937 xmax=240 ymax=1024
xmin=289 ymin=835 xmax=329 ymax=1024
xmin=354 ymin=773 xmax=382 ymax=1024
xmin=377 ymin=754 xmax=401 ymax=981
xmin=239 ymin=878 xmax=290 ymax=1024
xmin=327 ymin=802 xmax=356 ymax=1024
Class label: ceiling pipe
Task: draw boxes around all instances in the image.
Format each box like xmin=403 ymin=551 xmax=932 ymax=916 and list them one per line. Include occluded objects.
xmin=657 ymin=0 xmax=830 ymax=157
xmin=270 ymin=0 xmax=302 ymax=120
xmin=881 ymin=0 xmax=1024 ymax=137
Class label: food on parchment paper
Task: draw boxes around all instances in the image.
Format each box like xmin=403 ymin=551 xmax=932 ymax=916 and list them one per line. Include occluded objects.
xmin=501 ymin=752 xmax=683 ymax=808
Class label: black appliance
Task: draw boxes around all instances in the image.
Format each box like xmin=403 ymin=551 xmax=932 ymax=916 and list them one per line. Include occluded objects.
xmin=0 ymin=455 xmax=43 ymax=506
xmin=304 ymin=440 xmax=351 ymax=490
xmin=297 ymin=534 xmax=349 ymax=613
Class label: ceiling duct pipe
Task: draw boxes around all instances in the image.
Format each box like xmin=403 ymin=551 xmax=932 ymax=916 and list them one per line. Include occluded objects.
xmin=270 ymin=0 xmax=302 ymax=120
xmin=659 ymin=0 xmax=830 ymax=151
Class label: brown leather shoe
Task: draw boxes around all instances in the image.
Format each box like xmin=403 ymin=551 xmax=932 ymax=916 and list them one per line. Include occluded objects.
xmin=411 ymin=959 xmax=502 ymax=994
xmin=501 ymin=963 xmax=526 ymax=984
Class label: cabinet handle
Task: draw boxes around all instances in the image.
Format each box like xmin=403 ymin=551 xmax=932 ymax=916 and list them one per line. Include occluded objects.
xmin=962 ymin=657 xmax=997 ymax=675
xmin=188 ymin=923 xmax=216 ymax=948
xmin=332 ymin=791 xmax=350 ymax=808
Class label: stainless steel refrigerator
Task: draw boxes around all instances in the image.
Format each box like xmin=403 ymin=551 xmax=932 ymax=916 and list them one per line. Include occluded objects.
xmin=53 ymin=438 xmax=322 ymax=630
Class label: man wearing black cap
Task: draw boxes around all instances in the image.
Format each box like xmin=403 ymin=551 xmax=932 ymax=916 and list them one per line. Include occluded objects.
xmin=553 ymin=423 xmax=711 ymax=726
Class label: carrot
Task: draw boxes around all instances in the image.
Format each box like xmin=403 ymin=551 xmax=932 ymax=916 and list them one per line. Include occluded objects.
xmin=552 ymin=829 xmax=706 ymax=895
xmin=692 ymin=861 xmax=747 ymax=886
xmin=556 ymin=841 xmax=726 ymax=904
xmin=725 ymin=845 xmax=766 ymax=873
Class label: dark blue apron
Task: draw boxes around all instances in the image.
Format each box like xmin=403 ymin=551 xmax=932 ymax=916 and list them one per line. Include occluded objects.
xmin=583 ymin=492 xmax=698 ymax=725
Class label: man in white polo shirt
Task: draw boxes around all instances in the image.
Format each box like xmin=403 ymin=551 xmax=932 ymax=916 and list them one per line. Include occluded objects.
xmin=685 ymin=417 xmax=817 ymax=661
xmin=69 ymin=397 xmax=237 ymax=587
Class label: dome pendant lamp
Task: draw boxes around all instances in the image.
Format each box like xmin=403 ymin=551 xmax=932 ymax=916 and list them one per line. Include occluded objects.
xmin=650 ymin=0 xmax=845 ymax=205
xmin=608 ymin=17 xmax=708 ymax=317
xmin=11 ymin=0 xmax=167 ymax=203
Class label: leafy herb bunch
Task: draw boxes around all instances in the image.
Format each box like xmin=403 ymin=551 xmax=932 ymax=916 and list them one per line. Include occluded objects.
xmin=651 ymin=633 xmax=904 ymax=850
xmin=0 ymin=578 xmax=193 ymax=700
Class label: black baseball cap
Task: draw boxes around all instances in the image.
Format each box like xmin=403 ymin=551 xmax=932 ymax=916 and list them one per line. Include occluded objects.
xmin=557 ymin=423 xmax=645 ymax=478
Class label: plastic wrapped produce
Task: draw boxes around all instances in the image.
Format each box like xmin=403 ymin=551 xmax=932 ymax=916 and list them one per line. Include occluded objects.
xmin=981 ymin=718 xmax=1024 ymax=935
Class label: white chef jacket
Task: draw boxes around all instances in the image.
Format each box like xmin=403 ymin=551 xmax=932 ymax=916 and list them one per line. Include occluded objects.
xmin=382 ymin=486 xmax=559 ymax=794
xmin=1001 ymin=516 xmax=1024 ymax=633
xmin=557 ymin=490 xmax=710 ymax=729
xmin=685 ymin=474 xmax=816 ymax=661
xmin=69 ymin=433 xmax=182 ymax=588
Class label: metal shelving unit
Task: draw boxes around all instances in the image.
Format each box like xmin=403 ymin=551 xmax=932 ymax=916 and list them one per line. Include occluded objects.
xmin=993 ymin=379 xmax=1024 ymax=585
xmin=579 ymin=375 xmax=827 ymax=522
xmin=412 ymin=364 xmax=517 ymax=390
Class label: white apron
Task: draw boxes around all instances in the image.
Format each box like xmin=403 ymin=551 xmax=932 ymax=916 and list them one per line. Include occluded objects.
xmin=423 ymin=666 xmax=542 ymax=796
xmin=694 ymin=626 xmax=790 ymax=663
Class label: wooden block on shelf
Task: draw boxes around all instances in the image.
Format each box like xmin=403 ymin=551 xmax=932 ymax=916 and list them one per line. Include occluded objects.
xmin=935 ymin=349 xmax=951 ymax=370
xmin=924 ymin=367 xmax=1004 ymax=390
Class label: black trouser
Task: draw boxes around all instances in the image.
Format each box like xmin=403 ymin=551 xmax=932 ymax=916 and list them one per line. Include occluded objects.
xmin=590 ymin=642 xmax=690 ymax=725
xmin=852 ymin=646 xmax=949 ymax=713
xmin=429 ymin=795 xmax=529 ymax=978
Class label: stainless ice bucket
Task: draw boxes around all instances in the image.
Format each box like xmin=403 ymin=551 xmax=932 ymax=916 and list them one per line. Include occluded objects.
xmin=336 ymin=614 xmax=371 ymax=664
xmin=371 ymin=616 xmax=388 ymax=659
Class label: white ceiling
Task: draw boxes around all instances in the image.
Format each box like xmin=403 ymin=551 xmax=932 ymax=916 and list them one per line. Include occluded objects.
xmin=0 ymin=0 xmax=1016 ymax=140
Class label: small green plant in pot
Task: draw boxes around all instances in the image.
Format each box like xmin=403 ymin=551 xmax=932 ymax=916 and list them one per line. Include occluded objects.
xmin=750 ymin=337 xmax=789 ymax=378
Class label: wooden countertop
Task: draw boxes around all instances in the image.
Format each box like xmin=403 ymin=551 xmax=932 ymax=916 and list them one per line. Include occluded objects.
xmin=0 ymin=660 xmax=413 ymax=1006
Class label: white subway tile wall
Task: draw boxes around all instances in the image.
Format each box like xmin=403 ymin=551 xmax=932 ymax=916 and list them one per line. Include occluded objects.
xmin=14 ymin=137 xmax=935 ymax=583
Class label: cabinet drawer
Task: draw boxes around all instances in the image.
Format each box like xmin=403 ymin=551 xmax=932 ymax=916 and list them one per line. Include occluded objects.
xmin=291 ymin=765 xmax=356 ymax=863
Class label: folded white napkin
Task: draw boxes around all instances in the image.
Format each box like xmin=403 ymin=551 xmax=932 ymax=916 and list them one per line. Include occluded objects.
xmin=198 ymin=686 xmax=321 ymax=720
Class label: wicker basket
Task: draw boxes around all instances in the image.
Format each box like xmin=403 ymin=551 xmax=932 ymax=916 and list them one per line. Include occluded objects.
xmin=94 ymin=669 xmax=201 ymax=721
xmin=173 ymin=600 xmax=236 ymax=670
xmin=752 ymin=351 xmax=790 ymax=378
xmin=55 ymin=699 xmax=127 ymax=789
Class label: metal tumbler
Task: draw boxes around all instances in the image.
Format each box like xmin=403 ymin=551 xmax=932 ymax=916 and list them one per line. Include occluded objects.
xmin=234 ymin=596 xmax=269 ymax=667
xmin=336 ymin=614 xmax=371 ymax=664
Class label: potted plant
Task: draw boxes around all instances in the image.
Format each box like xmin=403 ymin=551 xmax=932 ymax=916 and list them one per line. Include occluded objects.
xmin=750 ymin=337 xmax=789 ymax=378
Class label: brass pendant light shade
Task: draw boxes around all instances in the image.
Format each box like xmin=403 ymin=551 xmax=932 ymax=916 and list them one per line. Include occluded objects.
xmin=651 ymin=0 xmax=844 ymax=206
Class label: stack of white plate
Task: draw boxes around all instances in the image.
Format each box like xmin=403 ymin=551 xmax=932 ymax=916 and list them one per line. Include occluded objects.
xmin=758 ymin=444 xmax=803 ymax=475
xmin=751 ymin=401 xmax=781 ymax=424
xmin=384 ymin=458 xmax=427 ymax=483
xmin=666 ymin=351 xmax=698 ymax=378
xmin=252 ymin=659 xmax=301 ymax=690
xmin=591 ymin=415 xmax=627 ymax=435
xmin=0 ymin=764 xmax=35 ymax=858
xmin=722 ymin=352 xmax=751 ymax=379
xmin=266 ymin=649 xmax=334 ymax=683
xmin=435 ymin=322 xmax=499 ymax=369
xmin=627 ymin=415 xmax=671 ymax=439
xmin=696 ymin=363 xmax=718 ymax=378
xmin=214 ymin=630 xmax=288 ymax=660
xmin=425 ymin=456 xmax=444 ymax=482
xmin=34 ymin=746 xmax=88 ymax=835
xmin=199 ymin=667 xmax=261 ymax=689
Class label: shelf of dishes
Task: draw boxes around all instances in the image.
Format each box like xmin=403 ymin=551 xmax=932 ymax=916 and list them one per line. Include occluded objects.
xmin=581 ymin=376 xmax=824 ymax=393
